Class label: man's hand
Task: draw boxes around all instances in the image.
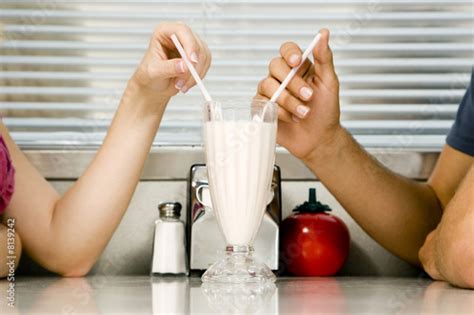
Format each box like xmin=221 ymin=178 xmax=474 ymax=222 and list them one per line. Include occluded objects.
xmin=418 ymin=229 xmax=445 ymax=281
xmin=132 ymin=21 xmax=211 ymax=98
xmin=256 ymin=28 xmax=342 ymax=161
xmin=420 ymin=163 xmax=474 ymax=289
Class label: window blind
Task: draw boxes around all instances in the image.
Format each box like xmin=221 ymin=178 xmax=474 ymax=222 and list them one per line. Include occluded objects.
xmin=0 ymin=0 xmax=472 ymax=150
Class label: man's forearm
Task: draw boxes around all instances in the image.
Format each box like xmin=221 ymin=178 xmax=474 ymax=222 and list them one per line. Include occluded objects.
xmin=304 ymin=127 xmax=443 ymax=264
xmin=434 ymin=165 xmax=474 ymax=288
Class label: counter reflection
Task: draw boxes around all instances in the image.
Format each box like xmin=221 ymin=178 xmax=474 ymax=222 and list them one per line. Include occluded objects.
xmin=2 ymin=276 xmax=471 ymax=315
xmin=201 ymin=281 xmax=277 ymax=314
xmin=278 ymin=278 xmax=346 ymax=314
xmin=151 ymin=277 xmax=190 ymax=314
xmin=152 ymin=277 xmax=277 ymax=314
xmin=0 ymin=277 xmax=100 ymax=314
xmin=397 ymin=281 xmax=474 ymax=314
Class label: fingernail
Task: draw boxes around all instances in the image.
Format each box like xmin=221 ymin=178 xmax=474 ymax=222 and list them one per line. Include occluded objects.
xmin=175 ymin=79 xmax=185 ymax=90
xmin=296 ymin=105 xmax=310 ymax=118
xmin=180 ymin=86 xmax=189 ymax=94
xmin=289 ymin=54 xmax=300 ymax=66
xmin=292 ymin=115 xmax=300 ymax=123
xmin=176 ymin=60 xmax=186 ymax=74
xmin=300 ymin=87 xmax=313 ymax=100
xmin=190 ymin=52 xmax=199 ymax=63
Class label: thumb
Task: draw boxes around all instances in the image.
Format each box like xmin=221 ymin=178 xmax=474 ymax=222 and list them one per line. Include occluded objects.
xmin=312 ymin=29 xmax=338 ymax=84
xmin=147 ymin=58 xmax=187 ymax=80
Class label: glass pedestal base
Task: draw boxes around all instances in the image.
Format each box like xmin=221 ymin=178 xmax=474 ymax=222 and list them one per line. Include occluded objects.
xmin=201 ymin=245 xmax=276 ymax=284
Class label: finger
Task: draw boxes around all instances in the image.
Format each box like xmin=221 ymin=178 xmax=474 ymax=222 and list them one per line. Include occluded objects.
xmin=291 ymin=114 xmax=301 ymax=123
xmin=174 ymin=74 xmax=188 ymax=91
xmin=312 ymin=28 xmax=338 ymax=83
xmin=279 ymin=41 xmax=313 ymax=76
xmin=180 ymin=38 xmax=211 ymax=93
xmin=148 ymin=58 xmax=187 ymax=80
xmin=180 ymin=66 xmax=198 ymax=93
xmin=254 ymin=94 xmax=292 ymax=123
xmin=280 ymin=41 xmax=303 ymax=67
xmin=200 ymin=39 xmax=212 ymax=76
xmin=257 ymin=76 xmax=311 ymax=119
xmin=269 ymin=57 xmax=314 ymax=102
xmin=253 ymin=94 xmax=268 ymax=102
xmin=279 ymin=107 xmax=294 ymax=123
xmin=156 ymin=22 xmax=200 ymax=63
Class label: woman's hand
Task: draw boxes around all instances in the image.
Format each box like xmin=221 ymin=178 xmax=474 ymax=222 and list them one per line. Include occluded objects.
xmin=132 ymin=21 xmax=211 ymax=101
xmin=256 ymin=29 xmax=342 ymax=162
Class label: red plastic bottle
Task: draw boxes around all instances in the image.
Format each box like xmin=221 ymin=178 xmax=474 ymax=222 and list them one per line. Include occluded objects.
xmin=280 ymin=188 xmax=350 ymax=276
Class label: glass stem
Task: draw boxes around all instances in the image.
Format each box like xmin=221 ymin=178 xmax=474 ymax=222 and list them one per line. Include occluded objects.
xmin=226 ymin=245 xmax=254 ymax=255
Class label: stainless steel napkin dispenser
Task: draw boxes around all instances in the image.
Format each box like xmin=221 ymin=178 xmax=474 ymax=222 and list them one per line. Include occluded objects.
xmin=187 ymin=164 xmax=281 ymax=272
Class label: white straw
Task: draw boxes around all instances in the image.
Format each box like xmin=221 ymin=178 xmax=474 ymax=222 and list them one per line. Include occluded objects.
xmin=170 ymin=34 xmax=213 ymax=102
xmin=270 ymin=32 xmax=322 ymax=103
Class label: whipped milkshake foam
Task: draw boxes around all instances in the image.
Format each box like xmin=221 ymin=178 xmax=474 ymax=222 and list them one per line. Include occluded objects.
xmin=204 ymin=121 xmax=277 ymax=246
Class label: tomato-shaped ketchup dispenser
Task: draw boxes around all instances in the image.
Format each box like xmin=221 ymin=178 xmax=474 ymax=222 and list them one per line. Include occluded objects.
xmin=281 ymin=188 xmax=350 ymax=276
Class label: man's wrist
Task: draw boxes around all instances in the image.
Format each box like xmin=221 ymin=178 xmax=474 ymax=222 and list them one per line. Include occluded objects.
xmin=303 ymin=125 xmax=349 ymax=168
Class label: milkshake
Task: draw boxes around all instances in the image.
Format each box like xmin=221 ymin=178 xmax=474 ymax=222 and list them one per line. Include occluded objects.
xmin=205 ymin=121 xmax=276 ymax=246
xmin=201 ymin=99 xmax=278 ymax=284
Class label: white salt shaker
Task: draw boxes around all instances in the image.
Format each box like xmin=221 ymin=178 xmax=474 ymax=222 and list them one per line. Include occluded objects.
xmin=151 ymin=202 xmax=188 ymax=275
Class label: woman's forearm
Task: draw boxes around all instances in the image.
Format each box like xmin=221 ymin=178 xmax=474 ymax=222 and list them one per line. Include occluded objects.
xmin=43 ymin=80 xmax=167 ymax=275
xmin=304 ymin=127 xmax=443 ymax=265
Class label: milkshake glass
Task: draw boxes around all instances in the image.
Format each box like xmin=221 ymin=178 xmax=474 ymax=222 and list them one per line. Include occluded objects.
xmin=201 ymin=99 xmax=277 ymax=284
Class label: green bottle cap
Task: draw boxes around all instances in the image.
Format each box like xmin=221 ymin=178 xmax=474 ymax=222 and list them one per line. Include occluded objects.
xmin=294 ymin=188 xmax=331 ymax=213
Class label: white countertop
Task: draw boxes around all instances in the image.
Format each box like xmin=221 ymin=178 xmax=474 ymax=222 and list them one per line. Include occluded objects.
xmin=1 ymin=276 xmax=472 ymax=314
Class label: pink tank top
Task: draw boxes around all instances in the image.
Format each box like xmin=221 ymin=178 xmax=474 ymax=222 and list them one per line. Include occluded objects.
xmin=0 ymin=136 xmax=15 ymax=215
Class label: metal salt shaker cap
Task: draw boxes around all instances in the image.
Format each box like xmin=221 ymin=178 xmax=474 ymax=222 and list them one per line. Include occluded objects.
xmin=158 ymin=202 xmax=182 ymax=219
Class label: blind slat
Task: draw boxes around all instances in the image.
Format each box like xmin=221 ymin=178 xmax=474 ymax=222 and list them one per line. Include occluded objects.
xmin=3 ymin=117 xmax=453 ymax=133
xmin=1 ymin=56 xmax=472 ymax=68
xmin=0 ymin=86 xmax=467 ymax=98
xmin=0 ymin=102 xmax=459 ymax=118
xmin=1 ymin=10 xmax=472 ymax=21
xmin=4 ymin=25 xmax=473 ymax=37
xmin=1 ymin=72 xmax=470 ymax=87
xmin=3 ymin=40 xmax=472 ymax=52
xmin=4 ymin=0 xmax=474 ymax=3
